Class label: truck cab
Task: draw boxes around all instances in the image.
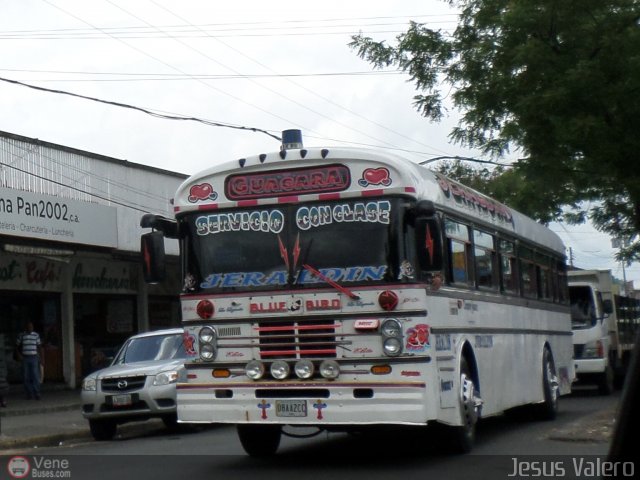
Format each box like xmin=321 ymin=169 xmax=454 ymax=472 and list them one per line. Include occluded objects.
xmin=568 ymin=270 xmax=616 ymax=395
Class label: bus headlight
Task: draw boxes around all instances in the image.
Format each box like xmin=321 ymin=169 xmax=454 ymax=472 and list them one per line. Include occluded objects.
xmin=381 ymin=319 xmax=403 ymax=356
xmin=294 ymin=359 xmax=315 ymax=379
xmin=270 ymin=361 xmax=290 ymax=380
xmin=245 ymin=360 xmax=266 ymax=380
xmin=199 ymin=343 xmax=217 ymax=361
xmin=319 ymin=360 xmax=340 ymax=380
xmin=383 ymin=337 xmax=403 ymax=357
xmin=199 ymin=326 xmax=217 ymax=344
xmin=381 ymin=319 xmax=402 ymax=337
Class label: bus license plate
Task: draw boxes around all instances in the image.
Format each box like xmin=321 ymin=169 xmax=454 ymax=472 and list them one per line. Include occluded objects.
xmin=110 ymin=394 xmax=132 ymax=407
xmin=275 ymin=400 xmax=307 ymax=417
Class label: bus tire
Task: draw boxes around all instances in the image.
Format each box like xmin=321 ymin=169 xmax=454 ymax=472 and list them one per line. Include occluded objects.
xmin=89 ymin=419 xmax=117 ymax=441
xmin=598 ymin=364 xmax=615 ymax=396
xmin=536 ymin=348 xmax=559 ymax=420
xmin=237 ymin=424 xmax=281 ymax=457
xmin=449 ymin=357 xmax=481 ymax=453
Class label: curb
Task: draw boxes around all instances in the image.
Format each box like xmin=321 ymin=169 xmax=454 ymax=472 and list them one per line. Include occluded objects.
xmin=0 ymin=418 xmax=170 ymax=451
xmin=0 ymin=404 xmax=81 ymax=418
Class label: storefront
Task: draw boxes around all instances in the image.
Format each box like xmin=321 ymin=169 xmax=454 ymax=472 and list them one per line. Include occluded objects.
xmin=0 ymin=130 xmax=186 ymax=388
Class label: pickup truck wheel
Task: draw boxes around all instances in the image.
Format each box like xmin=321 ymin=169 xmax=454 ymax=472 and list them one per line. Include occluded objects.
xmin=598 ymin=364 xmax=615 ymax=396
xmin=237 ymin=424 xmax=281 ymax=456
xmin=89 ymin=419 xmax=117 ymax=441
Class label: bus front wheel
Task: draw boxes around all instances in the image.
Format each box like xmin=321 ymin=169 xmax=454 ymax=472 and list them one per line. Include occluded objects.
xmin=237 ymin=424 xmax=282 ymax=456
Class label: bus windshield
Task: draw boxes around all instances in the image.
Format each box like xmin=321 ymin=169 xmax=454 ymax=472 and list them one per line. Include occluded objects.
xmin=180 ymin=197 xmax=409 ymax=294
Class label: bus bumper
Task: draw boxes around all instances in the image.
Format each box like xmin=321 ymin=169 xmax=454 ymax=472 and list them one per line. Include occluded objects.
xmin=176 ymin=381 xmax=435 ymax=425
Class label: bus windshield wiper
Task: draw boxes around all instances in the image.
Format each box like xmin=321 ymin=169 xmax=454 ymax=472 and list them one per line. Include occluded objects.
xmin=301 ymin=263 xmax=360 ymax=300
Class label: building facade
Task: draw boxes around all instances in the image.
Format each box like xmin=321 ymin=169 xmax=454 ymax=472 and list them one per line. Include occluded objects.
xmin=1 ymin=130 xmax=186 ymax=388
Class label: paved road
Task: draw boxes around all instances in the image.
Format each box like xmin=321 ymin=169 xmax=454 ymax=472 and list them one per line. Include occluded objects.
xmin=3 ymin=389 xmax=620 ymax=480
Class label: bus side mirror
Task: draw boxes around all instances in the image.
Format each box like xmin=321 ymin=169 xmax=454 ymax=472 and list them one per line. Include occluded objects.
xmin=141 ymin=231 xmax=166 ymax=283
xmin=603 ymin=299 xmax=614 ymax=315
xmin=415 ymin=217 xmax=443 ymax=272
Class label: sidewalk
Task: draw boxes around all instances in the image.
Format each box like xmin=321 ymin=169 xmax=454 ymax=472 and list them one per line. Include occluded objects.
xmin=0 ymin=384 xmax=166 ymax=451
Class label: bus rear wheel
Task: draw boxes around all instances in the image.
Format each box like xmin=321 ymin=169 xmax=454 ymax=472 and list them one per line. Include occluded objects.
xmin=449 ymin=358 xmax=481 ymax=453
xmin=237 ymin=424 xmax=282 ymax=456
xmin=536 ymin=348 xmax=559 ymax=420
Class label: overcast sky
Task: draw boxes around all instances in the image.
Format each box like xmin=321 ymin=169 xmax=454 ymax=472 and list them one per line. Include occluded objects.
xmin=0 ymin=0 xmax=636 ymax=285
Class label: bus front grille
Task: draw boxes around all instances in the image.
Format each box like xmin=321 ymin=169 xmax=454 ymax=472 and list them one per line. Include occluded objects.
xmin=257 ymin=320 xmax=340 ymax=359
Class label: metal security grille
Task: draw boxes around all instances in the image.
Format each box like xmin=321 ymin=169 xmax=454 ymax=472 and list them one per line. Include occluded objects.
xmin=101 ymin=376 xmax=147 ymax=393
xmin=256 ymin=320 xmax=341 ymax=359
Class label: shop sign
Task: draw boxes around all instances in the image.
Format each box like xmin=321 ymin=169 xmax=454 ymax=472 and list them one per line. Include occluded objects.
xmin=71 ymin=259 xmax=138 ymax=294
xmin=0 ymin=253 xmax=64 ymax=291
xmin=0 ymin=187 xmax=117 ymax=247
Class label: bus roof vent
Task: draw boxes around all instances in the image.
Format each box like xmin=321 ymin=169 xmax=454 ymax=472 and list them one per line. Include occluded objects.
xmin=281 ymin=129 xmax=303 ymax=150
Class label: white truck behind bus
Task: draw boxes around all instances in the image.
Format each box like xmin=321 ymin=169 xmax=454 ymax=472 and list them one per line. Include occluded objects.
xmin=569 ymin=269 xmax=639 ymax=394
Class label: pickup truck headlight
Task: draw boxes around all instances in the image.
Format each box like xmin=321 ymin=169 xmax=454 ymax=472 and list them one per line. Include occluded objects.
xmin=153 ymin=371 xmax=179 ymax=386
xmin=82 ymin=377 xmax=97 ymax=391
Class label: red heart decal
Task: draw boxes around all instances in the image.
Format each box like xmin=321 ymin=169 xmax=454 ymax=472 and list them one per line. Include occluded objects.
xmin=189 ymin=183 xmax=214 ymax=202
xmin=363 ymin=168 xmax=390 ymax=185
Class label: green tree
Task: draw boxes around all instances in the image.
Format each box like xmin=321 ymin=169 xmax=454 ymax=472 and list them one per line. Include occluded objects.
xmin=350 ymin=0 xmax=640 ymax=261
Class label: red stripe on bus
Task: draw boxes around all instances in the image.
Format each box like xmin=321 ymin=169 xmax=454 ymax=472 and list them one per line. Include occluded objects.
xmin=278 ymin=196 xmax=299 ymax=203
xmin=318 ymin=193 xmax=341 ymax=200
xmin=260 ymin=349 xmax=336 ymax=357
xmin=362 ymin=189 xmax=384 ymax=196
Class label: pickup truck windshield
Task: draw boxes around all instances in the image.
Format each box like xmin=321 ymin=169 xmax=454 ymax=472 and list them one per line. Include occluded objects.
xmin=569 ymin=285 xmax=598 ymax=329
xmin=180 ymin=197 xmax=408 ymax=294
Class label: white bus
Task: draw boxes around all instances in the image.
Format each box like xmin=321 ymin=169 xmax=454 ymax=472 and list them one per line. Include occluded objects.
xmin=141 ymin=130 xmax=574 ymax=455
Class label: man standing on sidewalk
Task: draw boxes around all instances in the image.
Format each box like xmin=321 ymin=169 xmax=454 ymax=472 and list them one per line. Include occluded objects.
xmin=15 ymin=322 xmax=44 ymax=400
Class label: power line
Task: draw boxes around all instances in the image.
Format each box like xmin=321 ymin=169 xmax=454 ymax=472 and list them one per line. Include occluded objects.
xmin=0 ymin=13 xmax=459 ymax=36
xmin=0 ymin=67 xmax=403 ymax=80
xmin=39 ymin=0 xmax=321 ymax=138
xmin=0 ymin=75 xmax=281 ymax=142
xmin=150 ymin=0 xmax=454 ymax=157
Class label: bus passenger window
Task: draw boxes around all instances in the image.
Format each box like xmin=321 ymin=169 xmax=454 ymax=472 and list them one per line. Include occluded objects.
xmin=445 ymin=219 xmax=471 ymax=285
xmin=474 ymin=230 xmax=496 ymax=289
xmin=499 ymin=240 xmax=517 ymax=294
xmin=539 ymin=266 xmax=552 ymax=300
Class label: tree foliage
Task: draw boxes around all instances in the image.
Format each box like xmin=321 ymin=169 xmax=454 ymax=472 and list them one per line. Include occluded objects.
xmin=350 ymin=0 xmax=640 ymax=261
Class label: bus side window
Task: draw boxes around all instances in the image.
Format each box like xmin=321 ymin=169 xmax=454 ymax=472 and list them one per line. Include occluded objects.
xmin=474 ymin=229 xmax=496 ymax=289
xmin=444 ymin=219 xmax=472 ymax=286
xmin=499 ymin=239 xmax=518 ymax=294
xmin=538 ymin=254 xmax=553 ymax=301
xmin=519 ymin=247 xmax=538 ymax=298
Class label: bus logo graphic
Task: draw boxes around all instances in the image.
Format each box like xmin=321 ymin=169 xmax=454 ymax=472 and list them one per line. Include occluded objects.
xmin=406 ymin=324 xmax=431 ymax=352
xmin=358 ymin=167 xmax=392 ymax=187
xmin=7 ymin=456 xmax=30 ymax=479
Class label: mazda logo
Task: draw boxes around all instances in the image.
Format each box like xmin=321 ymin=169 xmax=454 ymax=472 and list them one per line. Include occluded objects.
xmin=117 ymin=380 xmax=128 ymax=389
